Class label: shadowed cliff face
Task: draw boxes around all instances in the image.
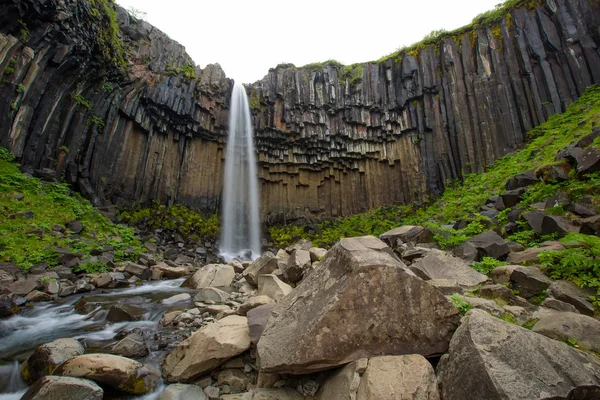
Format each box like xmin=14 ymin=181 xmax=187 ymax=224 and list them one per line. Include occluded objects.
xmin=1 ymin=0 xmax=600 ymax=222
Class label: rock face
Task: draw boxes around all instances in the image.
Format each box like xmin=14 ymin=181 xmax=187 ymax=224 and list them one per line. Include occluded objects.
xmin=1 ymin=0 xmax=600 ymax=221
xmin=257 ymin=236 xmax=460 ymax=374
xmin=21 ymin=376 xmax=103 ymax=400
xmin=162 ymin=315 xmax=251 ymax=382
xmin=54 ymin=353 xmax=158 ymax=395
xmin=438 ymin=310 xmax=600 ymax=400
xmin=316 ymin=355 xmax=440 ymax=400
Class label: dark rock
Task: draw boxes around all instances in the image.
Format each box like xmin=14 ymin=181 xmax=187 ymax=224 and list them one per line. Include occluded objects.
xmin=533 ymin=311 xmax=600 ymax=352
xmin=500 ymin=188 xmax=526 ymax=208
xmin=409 ymin=249 xmax=487 ymax=287
xmin=247 ymin=303 xmax=275 ymax=345
xmin=505 ymin=170 xmax=538 ymax=190
xmin=8 ymin=279 xmax=40 ymax=296
xmin=0 ymin=294 xmax=19 ymax=317
xmin=124 ymin=262 xmax=152 ymax=280
xmin=464 ymin=230 xmax=510 ymax=261
xmin=66 ymin=221 xmax=84 ymax=234
xmin=545 ymin=192 xmax=571 ymax=209
xmin=108 ymin=330 xmax=149 ymax=358
xmin=565 ymin=203 xmax=597 ymax=218
xmin=541 ymin=215 xmax=579 ymax=237
xmin=522 ymin=210 xmax=545 ymax=234
xmin=507 ymin=242 xmax=565 ymax=265
xmin=580 ymin=215 xmax=600 ymax=236
xmin=22 ymin=338 xmax=85 ymax=383
xmin=575 ymin=147 xmax=600 ymax=175
xmin=106 ymin=304 xmax=145 ymax=322
xmin=542 ymin=298 xmax=580 ymax=314
xmin=379 ymin=226 xmax=432 ymax=247
xmin=452 ymin=241 xmax=478 ymax=262
xmin=510 ymin=266 xmax=552 ymax=299
xmin=548 ymin=280 xmax=595 ymax=316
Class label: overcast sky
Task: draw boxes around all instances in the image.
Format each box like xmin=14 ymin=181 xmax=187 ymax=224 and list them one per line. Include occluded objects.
xmin=116 ymin=0 xmax=501 ymax=84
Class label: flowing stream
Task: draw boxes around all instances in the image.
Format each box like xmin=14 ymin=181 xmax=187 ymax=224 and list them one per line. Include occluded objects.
xmin=220 ymin=82 xmax=261 ymax=261
xmin=0 ymin=279 xmax=195 ymax=399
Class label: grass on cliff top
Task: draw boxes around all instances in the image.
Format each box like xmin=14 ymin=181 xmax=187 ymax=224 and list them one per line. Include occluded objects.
xmin=269 ymin=84 xmax=600 ymax=248
xmin=0 ymin=148 xmax=142 ymax=271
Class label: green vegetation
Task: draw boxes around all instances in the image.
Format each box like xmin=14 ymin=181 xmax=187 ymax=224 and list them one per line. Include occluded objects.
xmin=450 ymin=294 xmax=473 ymax=316
xmin=18 ymin=19 xmax=29 ymax=43
xmin=119 ymin=203 xmax=219 ymax=242
xmin=71 ymin=92 xmax=92 ymax=110
xmin=340 ymin=64 xmax=364 ymax=85
xmin=522 ymin=318 xmax=539 ymax=330
xmin=1 ymin=57 xmax=17 ymax=85
xmin=529 ymin=290 xmax=548 ymax=306
xmin=91 ymin=115 xmax=105 ymax=131
xmin=88 ymin=0 xmax=126 ymax=72
xmin=498 ymin=312 xmax=517 ymax=324
xmin=74 ymin=261 xmax=109 ymax=274
xmin=165 ymin=62 xmax=197 ymax=80
xmin=0 ymin=148 xmax=142 ymax=271
xmin=565 ymin=338 xmax=580 ymax=349
xmin=268 ymin=85 xmax=600 ymax=248
xmin=471 ymin=257 xmax=507 ymax=275
xmin=16 ymin=83 xmax=25 ymax=93
xmin=539 ymin=233 xmax=600 ymax=309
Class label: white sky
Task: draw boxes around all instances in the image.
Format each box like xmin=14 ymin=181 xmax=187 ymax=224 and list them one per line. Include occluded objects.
xmin=116 ymin=0 xmax=501 ymax=84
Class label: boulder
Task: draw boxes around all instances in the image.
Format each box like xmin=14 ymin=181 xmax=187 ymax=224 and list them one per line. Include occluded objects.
xmin=25 ymin=290 xmax=52 ymax=302
xmin=463 ymin=230 xmax=510 ymax=261
xmin=452 ymin=241 xmax=478 ymax=262
xmin=522 ymin=210 xmax=545 ymax=234
xmin=379 ymin=225 xmax=431 ymax=247
xmin=501 ymin=188 xmax=526 ymax=208
xmin=565 ymin=202 xmax=597 ymax=218
xmin=153 ymin=262 xmax=190 ymax=279
xmin=505 ymin=170 xmax=538 ymax=190
xmin=427 ymin=279 xmax=463 ymax=295
xmin=285 ymin=240 xmax=313 ymax=252
xmin=237 ymin=295 xmax=275 ymax=316
xmin=309 ymin=247 xmax=327 ymax=262
xmin=541 ymin=298 xmax=580 ymax=314
xmin=106 ymin=304 xmax=145 ymax=322
xmin=316 ymin=355 xmax=439 ymax=400
xmin=282 ymin=249 xmax=311 ymax=282
xmin=89 ymin=272 xmax=127 ymax=289
xmin=580 ymin=215 xmax=600 ymax=235
xmin=162 ymin=315 xmax=251 ymax=382
xmin=217 ymin=369 xmax=249 ymax=392
xmin=510 ymin=266 xmax=553 ymax=299
xmin=243 ymin=253 xmax=278 ymax=286
xmin=541 ymin=215 xmax=579 ymax=237
xmin=124 ymin=262 xmax=152 ymax=280
xmin=257 ymin=236 xmax=460 ymax=374
xmin=409 ymin=249 xmax=487 ymax=287
xmin=490 ymin=265 xmax=519 ymax=284
xmin=193 ymin=287 xmax=231 ymax=304
xmin=257 ymin=274 xmax=293 ymax=302
xmin=247 ymin=303 xmax=275 ymax=345
xmin=21 ymin=376 xmax=102 ymax=400
xmin=22 ymin=338 xmax=85 ymax=383
xmin=54 ymin=353 xmax=158 ymax=395
xmin=181 ymin=264 xmax=235 ymax=289
xmin=548 ymin=280 xmax=595 ymax=316
xmin=478 ymin=284 xmax=523 ymax=305
xmin=66 ymin=221 xmax=84 ymax=234
xmin=160 ymin=383 xmax=207 ymax=400
xmin=438 ymin=310 xmax=600 ymax=400
xmin=8 ymin=278 xmax=40 ymax=296
xmin=0 ymin=293 xmax=19 ymax=317
xmin=108 ymin=330 xmax=149 ymax=358
xmin=507 ymin=242 xmax=565 ymax=265
xmin=532 ymin=312 xmax=600 ymax=352
xmin=275 ymin=249 xmax=290 ymax=269
xmin=162 ymin=293 xmax=192 ymax=305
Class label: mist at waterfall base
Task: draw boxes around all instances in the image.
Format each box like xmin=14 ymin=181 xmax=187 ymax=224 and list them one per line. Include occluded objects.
xmin=220 ymin=83 xmax=261 ymax=262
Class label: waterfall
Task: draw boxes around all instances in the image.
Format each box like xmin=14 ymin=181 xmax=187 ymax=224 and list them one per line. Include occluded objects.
xmin=220 ymin=82 xmax=261 ymax=261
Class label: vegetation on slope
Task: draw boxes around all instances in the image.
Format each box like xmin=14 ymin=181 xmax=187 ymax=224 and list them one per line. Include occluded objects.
xmin=269 ymin=85 xmax=600 ymax=248
xmin=0 ymin=148 xmax=142 ymax=271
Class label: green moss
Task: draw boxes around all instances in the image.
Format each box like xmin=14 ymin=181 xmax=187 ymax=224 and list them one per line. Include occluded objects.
xmin=71 ymin=92 xmax=92 ymax=110
xmin=0 ymin=148 xmax=143 ymax=270
xmin=522 ymin=318 xmax=539 ymax=330
xmin=301 ymin=59 xmax=344 ymax=73
xmin=340 ymin=64 xmax=364 ymax=85
xmin=88 ymin=0 xmax=126 ymax=72
xmin=498 ymin=312 xmax=518 ymax=324
xmin=18 ymin=19 xmax=29 ymax=43
xmin=450 ymin=294 xmax=473 ymax=316
xmin=471 ymin=257 xmax=507 ymax=275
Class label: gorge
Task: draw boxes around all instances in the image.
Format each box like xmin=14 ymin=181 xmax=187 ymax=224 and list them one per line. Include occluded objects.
xmin=1 ymin=0 xmax=599 ymax=222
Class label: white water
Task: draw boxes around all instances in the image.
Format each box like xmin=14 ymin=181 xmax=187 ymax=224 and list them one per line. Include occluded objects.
xmin=220 ymin=82 xmax=261 ymax=261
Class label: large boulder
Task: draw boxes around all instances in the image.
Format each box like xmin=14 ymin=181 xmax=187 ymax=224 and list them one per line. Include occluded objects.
xmin=547 ymin=280 xmax=595 ymax=316
xmin=247 ymin=303 xmax=275 ymax=345
xmin=162 ymin=315 xmax=251 ymax=382
xmin=316 ymin=355 xmax=439 ymax=400
xmin=160 ymin=383 xmax=207 ymax=400
xmin=181 ymin=264 xmax=235 ymax=289
xmin=438 ymin=310 xmax=600 ymax=400
xmin=510 ymin=266 xmax=553 ymax=299
xmin=54 ymin=353 xmax=158 ymax=395
xmin=257 ymin=275 xmax=293 ymax=302
xmin=409 ymin=249 xmax=487 ymax=288
xmin=463 ymin=230 xmax=510 ymax=261
xmin=532 ymin=311 xmax=600 ymax=352
xmin=257 ymin=236 xmax=460 ymax=374
xmin=108 ymin=330 xmax=149 ymax=358
xmin=379 ymin=225 xmax=431 ymax=247
xmin=282 ymin=249 xmax=311 ymax=282
xmin=507 ymin=242 xmax=565 ymax=265
xmin=541 ymin=215 xmax=580 ymax=237
xmin=22 ymin=338 xmax=85 ymax=383
xmin=243 ymin=252 xmax=279 ymax=286
xmin=21 ymin=376 xmax=103 ymax=400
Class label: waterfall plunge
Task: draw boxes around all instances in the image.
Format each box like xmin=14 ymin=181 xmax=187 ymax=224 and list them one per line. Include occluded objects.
xmin=220 ymin=82 xmax=261 ymax=261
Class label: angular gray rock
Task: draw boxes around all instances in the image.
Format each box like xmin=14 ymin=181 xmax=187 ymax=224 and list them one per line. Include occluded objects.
xmin=309 ymin=247 xmax=327 ymax=262
xmin=532 ymin=311 xmax=600 ymax=352
xmin=181 ymin=264 xmax=235 ymax=289
xmin=409 ymin=249 xmax=488 ymax=287
xmin=438 ymin=310 xmax=600 ymax=400
xmin=193 ymin=287 xmax=231 ymax=304
xmin=541 ymin=215 xmax=580 ymax=236
xmin=108 ymin=330 xmax=149 ymax=358
xmin=547 ymin=280 xmax=595 ymax=316
xmin=160 ymin=383 xmax=207 ymax=400
xmin=463 ymin=230 xmax=510 ymax=261
xmin=247 ymin=303 xmax=275 ymax=345
xmin=257 ymin=236 xmax=459 ymax=374
xmin=22 ymin=338 xmax=85 ymax=383
xmin=237 ymin=295 xmax=275 ymax=316
xmin=316 ymin=355 xmax=440 ymax=400
xmin=21 ymin=376 xmax=103 ymax=400
xmin=510 ymin=266 xmax=553 ymax=299
xmin=379 ymin=225 xmax=431 ymax=247
xmin=257 ymin=274 xmax=293 ymax=302
xmin=243 ymin=252 xmax=279 ymax=286
xmin=283 ymin=249 xmax=311 ymax=282
xmin=507 ymin=242 xmax=565 ymax=265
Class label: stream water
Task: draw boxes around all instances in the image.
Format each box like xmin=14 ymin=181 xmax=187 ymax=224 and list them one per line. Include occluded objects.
xmin=0 ymin=279 xmax=195 ymax=399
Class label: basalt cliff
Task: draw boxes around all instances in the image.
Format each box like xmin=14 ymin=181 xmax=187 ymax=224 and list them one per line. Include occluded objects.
xmin=0 ymin=0 xmax=599 ymax=222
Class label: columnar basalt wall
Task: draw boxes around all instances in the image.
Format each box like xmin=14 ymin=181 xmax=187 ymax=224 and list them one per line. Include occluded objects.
xmin=1 ymin=0 xmax=599 ymax=222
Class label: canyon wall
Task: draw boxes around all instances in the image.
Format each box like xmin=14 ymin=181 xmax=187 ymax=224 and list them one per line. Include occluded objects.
xmin=1 ymin=0 xmax=599 ymax=222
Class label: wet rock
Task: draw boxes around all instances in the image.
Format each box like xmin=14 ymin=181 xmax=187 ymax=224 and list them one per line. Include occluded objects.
xmin=109 ymin=330 xmax=149 ymax=358
xmin=162 ymin=315 xmax=251 ymax=382
xmin=533 ymin=312 xmax=600 ymax=352
xmin=22 ymin=338 xmax=85 ymax=383
xmin=193 ymin=287 xmax=230 ymax=304
xmin=257 ymin=236 xmax=459 ymax=374
xmin=308 ymin=247 xmax=327 ymax=262
xmin=257 ymin=274 xmax=293 ymax=302
xmin=182 ymin=264 xmax=235 ymax=289
xmin=106 ymin=304 xmax=145 ymax=322
xmin=124 ymin=262 xmax=152 ymax=280
xmin=21 ymin=376 xmax=102 ymax=400
xmin=283 ymin=249 xmax=311 ymax=283
xmin=160 ymin=383 xmax=207 ymax=400
xmin=547 ymin=280 xmax=595 ymax=316
xmin=162 ymin=293 xmax=192 ymax=305
xmin=55 ymin=353 xmax=158 ymax=395
xmin=409 ymin=249 xmax=487 ymax=288
xmin=237 ymin=295 xmax=275 ymax=316
xmin=41 ymin=279 xmax=60 ymax=295
xmin=541 ymin=215 xmax=579 ymax=237
xmin=243 ymin=253 xmax=279 ymax=286
xmin=0 ymin=294 xmax=19 ymax=317
xmin=58 ymin=283 xmax=76 ymax=297
xmin=91 ymin=272 xmax=127 ymax=289
xmin=66 ymin=221 xmax=84 ymax=234
xmin=463 ymin=230 xmax=510 ymax=261
xmin=507 ymin=242 xmax=565 ymax=265
xmin=247 ymin=303 xmax=275 ymax=345
xmin=316 ymin=355 xmax=439 ymax=400
xmin=25 ymin=290 xmax=52 ymax=302
xmin=509 ymin=266 xmax=553 ymax=299
xmin=379 ymin=225 xmax=431 ymax=247
xmin=162 ymin=310 xmax=183 ymax=326
xmin=438 ymin=310 xmax=600 ymax=400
